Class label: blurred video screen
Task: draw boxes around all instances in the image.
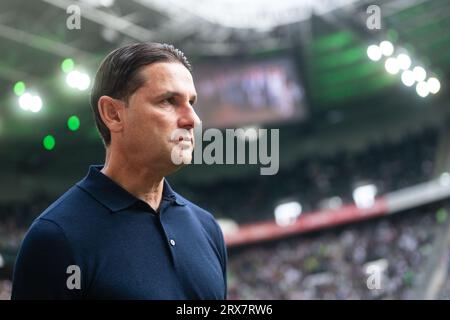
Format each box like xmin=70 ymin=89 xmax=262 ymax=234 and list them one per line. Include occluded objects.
xmin=194 ymin=57 xmax=307 ymax=128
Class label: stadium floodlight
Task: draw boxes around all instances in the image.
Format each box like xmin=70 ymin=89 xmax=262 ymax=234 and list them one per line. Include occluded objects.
xmin=352 ymin=184 xmax=377 ymax=209
xmin=396 ymin=53 xmax=411 ymax=70
xmin=66 ymin=70 xmax=91 ymax=91
xmin=18 ymin=92 xmax=32 ymax=110
xmin=367 ymin=42 xmax=439 ymax=97
xmin=274 ymin=201 xmax=302 ymax=227
xmin=416 ymin=81 xmax=429 ymax=98
xmin=384 ymin=57 xmax=399 ymax=75
xmin=412 ymin=66 xmax=426 ymax=82
xmin=401 ymin=70 xmax=415 ymax=87
xmin=78 ymin=73 xmax=91 ymax=91
xmin=427 ymin=77 xmax=441 ymax=94
xmin=67 ymin=71 xmax=80 ymax=88
xmin=29 ymin=95 xmax=43 ymax=113
xmin=379 ymin=41 xmax=394 ymax=56
xmin=18 ymin=92 xmax=43 ymax=112
xmin=367 ymin=45 xmax=382 ymax=61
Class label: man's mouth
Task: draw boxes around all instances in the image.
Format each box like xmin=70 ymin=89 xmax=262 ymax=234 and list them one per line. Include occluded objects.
xmin=172 ymin=136 xmax=193 ymax=145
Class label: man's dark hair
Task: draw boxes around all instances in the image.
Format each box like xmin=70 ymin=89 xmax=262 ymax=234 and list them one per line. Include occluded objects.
xmin=90 ymin=42 xmax=192 ymax=146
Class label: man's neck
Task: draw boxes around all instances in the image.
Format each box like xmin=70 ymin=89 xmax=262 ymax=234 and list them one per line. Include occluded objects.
xmin=101 ymin=160 xmax=165 ymax=212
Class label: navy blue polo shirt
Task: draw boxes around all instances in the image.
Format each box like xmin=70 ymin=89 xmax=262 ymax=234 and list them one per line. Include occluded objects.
xmin=12 ymin=165 xmax=227 ymax=300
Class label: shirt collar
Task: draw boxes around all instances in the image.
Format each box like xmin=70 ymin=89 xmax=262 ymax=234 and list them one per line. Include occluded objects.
xmin=76 ymin=165 xmax=186 ymax=213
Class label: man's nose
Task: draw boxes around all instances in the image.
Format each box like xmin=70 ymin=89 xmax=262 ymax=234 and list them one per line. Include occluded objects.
xmin=178 ymin=104 xmax=201 ymax=130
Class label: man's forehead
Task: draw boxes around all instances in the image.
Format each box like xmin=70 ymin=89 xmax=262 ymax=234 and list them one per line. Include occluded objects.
xmin=138 ymin=62 xmax=195 ymax=96
xmin=141 ymin=62 xmax=193 ymax=83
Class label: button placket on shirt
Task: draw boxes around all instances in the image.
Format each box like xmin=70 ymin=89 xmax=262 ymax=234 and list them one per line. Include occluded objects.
xmin=157 ymin=198 xmax=178 ymax=267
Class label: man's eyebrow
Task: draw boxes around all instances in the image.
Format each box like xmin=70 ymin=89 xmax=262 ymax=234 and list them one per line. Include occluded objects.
xmin=154 ymin=91 xmax=197 ymax=102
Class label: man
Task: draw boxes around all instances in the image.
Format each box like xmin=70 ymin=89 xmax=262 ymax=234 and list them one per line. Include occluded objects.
xmin=12 ymin=42 xmax=228 ymax=300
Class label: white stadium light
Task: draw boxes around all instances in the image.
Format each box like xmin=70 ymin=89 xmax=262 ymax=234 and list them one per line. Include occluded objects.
xmin=66 ymin=70 xmax=91 ymax=91
xmin=367 ymin=41 xmax=440 ymax=98
xmin=274 ymin=201 xmax=302 ymax=227
xmin=401 ymin=70 xmax=415 ymax=87
xmin=29 ymin=95 xmax=43 ymax=113
xmin=396 ymin=53 xmax=411 ymax=70
xmin=66 ymin=70 xmax=80 ymax=88
xmin=416 ymin=81 xmax=429 ymax=97
xmin=412 ymin=66 xmax=427 ymax=82
xmin=18 ymin=92 xmax=32 ymax=110
xmin=352 ymin=184 xmax=377 ymax=209
xmin=427 ymin=77 xmax=441 ymax=94
xmin=78 ymin=73 xmax=91 ymax=91
xmin=379 ymin=41 xmax=394 ymax=56
xmin=385 ymin=57 xmax=399 ymax=75
xmin=367 ymin=45 xmax=382 ymax=61
xmin=18 ymin=92 xmax=43 ymax=112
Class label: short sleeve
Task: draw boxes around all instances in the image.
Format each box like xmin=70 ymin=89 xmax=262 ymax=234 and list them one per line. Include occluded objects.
xmin=11 ymin=219 xmax=82 ymax=300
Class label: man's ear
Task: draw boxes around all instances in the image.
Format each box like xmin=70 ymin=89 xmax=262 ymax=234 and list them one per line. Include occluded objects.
xmin=98 ymin=96 xmax=125 ymax=134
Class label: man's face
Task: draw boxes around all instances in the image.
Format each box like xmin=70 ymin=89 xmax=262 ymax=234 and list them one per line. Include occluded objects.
xmin=119 ymin=62 xmax=200 ymax=171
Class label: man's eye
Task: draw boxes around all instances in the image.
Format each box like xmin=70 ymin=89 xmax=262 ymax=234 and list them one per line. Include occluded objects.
xmin=162 ymin=98 xmax=175 ymax=105
xmin=189 ymin=100 xmax=195 ymax=106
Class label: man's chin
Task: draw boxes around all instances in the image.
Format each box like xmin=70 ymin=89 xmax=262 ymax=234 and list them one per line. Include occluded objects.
xmin=170 ymin=147 xmax=193 ymax=167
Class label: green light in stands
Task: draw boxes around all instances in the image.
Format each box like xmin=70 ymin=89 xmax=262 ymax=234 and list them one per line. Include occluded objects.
xmin=43 ymin=135 xmax=55 ymax=150
xmin=61 ymin=58 xmax=75 ymax=73
xmin=67 ymin=115 xmax=80 ymax=131
xmin=14 ymin=81 xmax=26 ymax=96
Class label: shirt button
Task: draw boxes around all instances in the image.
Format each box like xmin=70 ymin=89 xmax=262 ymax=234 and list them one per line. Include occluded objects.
xmin=170 ymin=239 xmax=176 ymax=246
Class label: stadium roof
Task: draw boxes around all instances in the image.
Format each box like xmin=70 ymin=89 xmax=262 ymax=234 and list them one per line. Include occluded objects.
xmin=0 ymin=0 xmax=449 ymax=189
